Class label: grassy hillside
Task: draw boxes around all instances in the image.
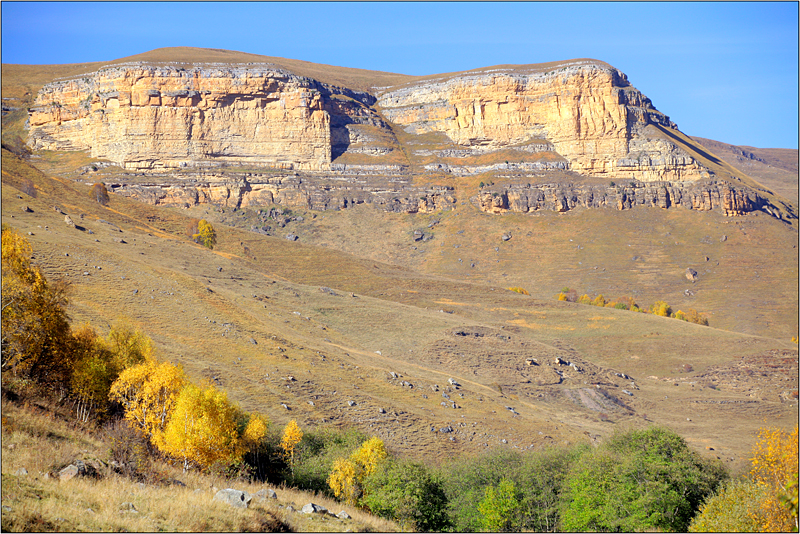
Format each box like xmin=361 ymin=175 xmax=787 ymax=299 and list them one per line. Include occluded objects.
xmin=692 ymin=136 xmax=798 ymax=203
xmin=0 ymin=395 xmax=398 ymax=532
xmin=2 ymin=49 xmax=797 ymax=512
xmin=2 ymin=149 xmax=797 ymax=477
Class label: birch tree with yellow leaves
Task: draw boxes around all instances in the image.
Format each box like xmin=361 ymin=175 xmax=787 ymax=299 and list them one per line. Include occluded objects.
xmin=281 ymin=420 xmax=303 ymax=475
xmin=109 ymin=357 xmax=188 ymax=439
xmin=328 ymin=436 xmax=388 ymax=506
xmin=1 ymin=225 xmax=73 ymax=393
xmin=154 ymin=383 xmax=266 ymax=472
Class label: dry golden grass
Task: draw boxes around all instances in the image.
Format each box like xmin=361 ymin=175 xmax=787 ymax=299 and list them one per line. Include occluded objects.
xmin=1 ymin=397 xmax=399 ymax=532
xmin=692 ymin=136 xmax=799 ymax=203
xmin=1 ymin=45 xmax=798 ymax=481
xmin=2 ymin=149 xmax=796 ymax=480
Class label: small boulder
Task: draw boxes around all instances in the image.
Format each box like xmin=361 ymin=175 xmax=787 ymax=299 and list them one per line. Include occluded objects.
xmin=286 ymin=234 xmax=298 ymax=241
xmin=22 ymin=206 xmax=33 ymax=213
xmin=301 ymin=503 xmax=328 ymax=515
xmin=213 ymin=488 xmax=252 ymax=509
xmin=337 ymin=511 xmax=351 ymax=520
xmin=685 ymin=268 xmax=698 ymax=281
xmin=14 ymin=467 xmax=28 ymax=476
xmin=59 ymin=464 xmax=81 ymax=482
xmin=255 ymin=488 xmax=278 ymax=501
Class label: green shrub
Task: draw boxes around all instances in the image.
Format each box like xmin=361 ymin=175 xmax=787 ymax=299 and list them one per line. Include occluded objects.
xmin=560 ymin=426 xmax=727 ymax=532
xmin=516 ymin=445 xmax=587 ymax=532
xmin=290 ymin=426 xmax=367 ymax=494
xmin=364 ymin=460 xmax=450 ymax=531
xmin=689 ymin=478 xmax=767 ymax=532
xmin=478 ymin=477 xmax=521 ymax=532
xmin=441 ymin=449 xmax=523 ymax=532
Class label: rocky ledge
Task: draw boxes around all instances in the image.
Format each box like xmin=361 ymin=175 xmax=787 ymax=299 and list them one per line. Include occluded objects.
xmin=473 ymin=180 xmax=782 ymax=218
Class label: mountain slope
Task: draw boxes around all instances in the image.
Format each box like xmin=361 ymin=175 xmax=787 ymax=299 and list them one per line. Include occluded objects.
xmin=2 ymin=149 xmax=796 ymax=474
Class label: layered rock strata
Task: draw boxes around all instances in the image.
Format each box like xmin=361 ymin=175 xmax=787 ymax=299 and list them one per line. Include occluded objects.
xmin=473 ymin=180 xmax=772 ymax=217
xmin=107 ymin=166 xmax=455 ymax=214
xmin=376 ymin=60 xmax=708 ymax=182
xmin=27 ymin=57 xmax=782 ymax=219
xmin=28 ymin=63 xmax=377 ymax=171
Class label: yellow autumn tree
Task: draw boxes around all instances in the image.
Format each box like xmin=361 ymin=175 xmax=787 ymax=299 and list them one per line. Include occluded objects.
xmin=507 ymin=287 xmax=529 ymax=296
xmin=192 ymin=219 xmax=217 ymax=249
xmin=109 ymin=356 xmax=188 ymax=440
xmin=651 ymin=300 xmax=672 ymax=317
xmin=243 ymin=413 xmax=268 ymax=447
xmin=749 ymin=425 xmax=799 ymax=532
xmin=328 ymin=436 xmax=388 ymax=506
xmin=71 ymin=324 xmax=120 ymax=422
xmin=351 ymin=436 xmax=388 ymax=478
xmin=156 ymin=383 xmax=244 ymax=471
xmin=329 ymin=457 xmax=361 ymax=505
xmin=1 ymin=225 xmax=73 ymax=392
xmin=105 ymin=319 xmax=156 ymax=369
xmin=280 ymin=420 xmax=303 ymax=474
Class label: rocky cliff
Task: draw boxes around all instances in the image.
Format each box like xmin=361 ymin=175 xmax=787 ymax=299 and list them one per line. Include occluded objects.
xmin=27 ymin=55 xmax=787 ymax=220
xmin=473 ymin=180 xmax=770 ymax=217
xmin=104 ymin=166 xmax=456 ymax=214
xmin=376 ymin=61 xmax=708 ymax=182
xmin=28 ymin=63 xmax=378 ymax=171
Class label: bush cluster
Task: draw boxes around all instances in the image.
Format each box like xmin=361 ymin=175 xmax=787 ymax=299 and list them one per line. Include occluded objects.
xmin=557 ymin=287 xmax=709 ymax=325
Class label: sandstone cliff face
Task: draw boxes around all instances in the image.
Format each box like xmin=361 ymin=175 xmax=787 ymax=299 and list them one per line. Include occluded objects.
xmin=376 ymin=61 xmax=708 ymax=182
xmin=28 ymin=63 xmax=377 ymax=171
xmin=28 ymin=57 xmax=782 ymax=220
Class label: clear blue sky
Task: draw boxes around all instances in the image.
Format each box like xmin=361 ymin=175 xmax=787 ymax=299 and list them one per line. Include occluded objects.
xmin=2 ymin=2 xmax=797 ymax=148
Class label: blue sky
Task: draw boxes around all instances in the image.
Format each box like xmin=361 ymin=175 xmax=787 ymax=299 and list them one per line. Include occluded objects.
xmin=2 ymin=2 xmax=797 ymax=148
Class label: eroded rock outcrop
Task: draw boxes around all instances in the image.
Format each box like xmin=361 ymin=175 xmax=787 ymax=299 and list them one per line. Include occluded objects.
xmin=472 ymin=180 xmax=767 ymax=216
xmin=376 ymin=60 xmax=708 ymax=182
xmin=28 ymin=63 xmax=376 ymax=171
xmin=27 ymin=56 xmax=784 ymax=220
xmin=108 ymin=166 xmax=456 ymax=214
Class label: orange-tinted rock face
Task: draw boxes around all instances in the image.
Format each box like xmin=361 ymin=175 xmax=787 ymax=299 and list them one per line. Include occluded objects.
xmin=28 ymin=64 xmax=333 ymax=170
xmin=376 ymin=61 xmax=708 ymax=182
